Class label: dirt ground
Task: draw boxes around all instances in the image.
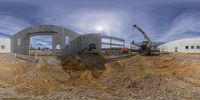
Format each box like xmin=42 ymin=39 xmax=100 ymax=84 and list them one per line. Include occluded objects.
xmin=0 ymin=53 xmax=200 ymax=99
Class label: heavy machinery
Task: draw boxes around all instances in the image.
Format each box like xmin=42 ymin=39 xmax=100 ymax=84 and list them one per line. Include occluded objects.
xmin=132 ymin=25 xmax=160 ymax=55
xmin=88 ymin=43 xmax=98 ymax=54
xmin=78 ymin=43 xmax=98 ymax=55
xmin=121 ymin=48 xmax=129 ymax=54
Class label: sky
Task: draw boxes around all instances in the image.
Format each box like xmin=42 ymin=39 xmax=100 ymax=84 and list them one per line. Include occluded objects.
xmin=0 ymin=0 xmax=200 ymax=48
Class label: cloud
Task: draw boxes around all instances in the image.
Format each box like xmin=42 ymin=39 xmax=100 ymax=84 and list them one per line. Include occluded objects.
xmin=30 ymin=35 xmax=52 ymax=48
xmin=43 ymin=9 xmax=130 ymax=37
xmin=68 ymin=11 xmax=128 ymax=36
xmin=0 ymin=32 xmax=11 ymax=38
xmin=1 ymin=0 xmax=200 ymax=44
xmin=160 ymin=10 xmax=200 ymax=41
xmin=0 ymin=0 xmax=44 ymax=36
xmin=0 ymin=15 xmax=31 ymax=35
xmin=0 ymin=0 xmax=43 ymax=24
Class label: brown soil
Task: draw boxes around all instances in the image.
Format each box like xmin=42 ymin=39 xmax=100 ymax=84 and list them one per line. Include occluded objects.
xmin=0 ymin=53 xmax=200 ymax=99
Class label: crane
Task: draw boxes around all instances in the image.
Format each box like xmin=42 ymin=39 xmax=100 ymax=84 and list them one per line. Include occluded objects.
xmin=133 ymin=25 xmax=152 ymax=43
xmin=132 ymin=25 xmax=159 ymax=55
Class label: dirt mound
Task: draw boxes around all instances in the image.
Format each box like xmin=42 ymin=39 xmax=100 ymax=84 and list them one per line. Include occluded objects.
xmin=61 ymin=54 xmax=106 ymax=79
xmin=1 ymin=53 xmax=200 ymax=99
xmin=94 ymin=54 xmax=200 ymax=99
xmin=12 ymin=63 xmax=70 ymax=96
xmin=62 ymin=54 xmax=105 ymax=70
xmin=10 ymin=54 xmax=106 ymax=96
xmin=61 ymin=54 xmax=85 ymax=71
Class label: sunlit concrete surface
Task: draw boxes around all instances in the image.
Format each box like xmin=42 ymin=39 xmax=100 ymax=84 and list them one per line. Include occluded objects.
xmin=11 ymin=25 xmax=79 ymax=57
xmin=158 ymin=38 xmax=200 ymax=53
xmin=0 ymin=37 xmax=11 ymax=53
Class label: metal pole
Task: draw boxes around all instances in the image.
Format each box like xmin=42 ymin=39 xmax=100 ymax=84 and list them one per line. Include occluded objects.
xmin=110 ymin=37 xmax=112 ymax=48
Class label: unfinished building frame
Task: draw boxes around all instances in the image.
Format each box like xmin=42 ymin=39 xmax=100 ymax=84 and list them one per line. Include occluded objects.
xmin=101 ymin=35 xmax=125 ymax=48
xmin=11 ymin=25 xmax=126 ymax=57
xmin=11 ymin=25 xmax=79 ymax=57
xmin=77 ymin=34 xmax=125 ymax=52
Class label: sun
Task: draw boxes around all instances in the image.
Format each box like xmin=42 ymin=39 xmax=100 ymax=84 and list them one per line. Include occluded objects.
xmin=96 ymin=26 xmax=104 ymax=31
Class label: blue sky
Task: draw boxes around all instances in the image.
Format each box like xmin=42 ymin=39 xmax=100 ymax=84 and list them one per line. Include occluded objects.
xmin=0 ymin=0 xmax=200 ymax=48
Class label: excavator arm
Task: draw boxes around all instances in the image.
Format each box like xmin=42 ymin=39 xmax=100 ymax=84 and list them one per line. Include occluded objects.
xmin=132 ymin=24 xmax=160 ymax=56
xmin=132 ymin=25 xmax=152 ymax=43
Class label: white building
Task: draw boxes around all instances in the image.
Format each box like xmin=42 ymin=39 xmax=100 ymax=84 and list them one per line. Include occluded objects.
xmin=158 ymin=38 xmax=200 ymax=53
xmin=0 ymin=37 xmax=11 ymax=53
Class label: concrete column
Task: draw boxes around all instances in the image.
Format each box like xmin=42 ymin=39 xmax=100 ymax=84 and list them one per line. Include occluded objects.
xmin=52 ymin=35 xmax=57 ymax=56
xmin=25 ymin=36 xmax=30 ymax=55
xmin=20 ymin=35 xmax=30 ymax=55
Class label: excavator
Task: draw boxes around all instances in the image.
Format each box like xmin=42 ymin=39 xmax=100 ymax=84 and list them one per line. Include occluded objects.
xmin=88 ymin=43 xmax=98 ymax=54
xmin=78 ymin=43 xmax=98 ymax=55
xmin=132 ymin=25 xmax=160 ymax=56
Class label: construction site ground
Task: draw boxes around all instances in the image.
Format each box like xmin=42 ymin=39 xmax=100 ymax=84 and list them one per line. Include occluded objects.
xmin=0 ymin=53 xmax=200 ymax=99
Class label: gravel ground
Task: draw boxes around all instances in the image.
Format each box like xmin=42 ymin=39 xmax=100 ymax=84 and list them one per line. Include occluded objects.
xmin=0 ymin=53 xmax=200 ymax=99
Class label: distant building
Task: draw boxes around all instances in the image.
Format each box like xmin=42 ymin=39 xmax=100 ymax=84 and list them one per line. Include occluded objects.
xmin=158 ymin=38 xmax=200 ymax=53
xmin=0 ymin=37 xmax=11 ymax=53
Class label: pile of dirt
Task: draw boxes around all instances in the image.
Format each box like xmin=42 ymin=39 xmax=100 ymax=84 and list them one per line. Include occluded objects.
xmin=1 ymin=53 xmax=200 ymax=99
xmin=11 ymin=63 xmax=70 ymax=96
xmin=0 ymin=54 xmax=34 ymax=88
xmin=8 ymin=54 xmax=106 ymax=96
xmin=98 ymin=54 xmax=200 ymax=99
xmin=61 ymin=54 xmax=85 ymax=71
xmin=61 ymin=54 xmax=106 ymax=79
xmin=61 ymin=54 xmax=106 ymax=70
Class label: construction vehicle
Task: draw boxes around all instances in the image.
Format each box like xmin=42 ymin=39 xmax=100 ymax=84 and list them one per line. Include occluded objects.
xmin=132 ymin=25 xmax=160 ymax=55
xmin=88 ymin=43 xmax=98 ymax=54
xmin=78 ymin=43 xmax=98 ymax=55
xmin=121 ymin=48 xmax=129 ymax=54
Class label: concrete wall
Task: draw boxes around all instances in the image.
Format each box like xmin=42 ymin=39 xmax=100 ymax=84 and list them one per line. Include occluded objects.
xmin=0 ymin=37 xmax=11 ymax=53
xmin=11 ymin=25 xmax=126 ymax=57
xmin=101 ymin=35 xmax=125 ymax=48
xmin=158 ymin=38 xmax=200 ymax=53
xmin=11 ymin=25 xmax=79 ymax=57
xmin=77 ymin=34 xmax=102 ymax=53
xmin=76 ymin=34 xmax=126 ymax=53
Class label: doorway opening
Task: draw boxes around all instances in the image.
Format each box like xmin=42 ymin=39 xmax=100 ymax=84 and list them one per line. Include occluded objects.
xmin=29 ymin=35 xmax=53 ymax=56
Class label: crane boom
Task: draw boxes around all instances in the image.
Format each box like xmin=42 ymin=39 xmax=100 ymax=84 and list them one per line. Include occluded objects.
xmin=133 ymin=25 xmax=152 ymax=43
xmin=131 ymin=24 xmax=160 ymax=56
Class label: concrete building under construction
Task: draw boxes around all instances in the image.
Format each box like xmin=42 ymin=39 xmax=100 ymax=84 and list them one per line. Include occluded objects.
xmin=9 ymin=25 xmax=125 ymax=58
xmin=0 ymin=37 xmax=11 ymax=53
xmin=158 ymin=38 xmax=200 ymax=53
